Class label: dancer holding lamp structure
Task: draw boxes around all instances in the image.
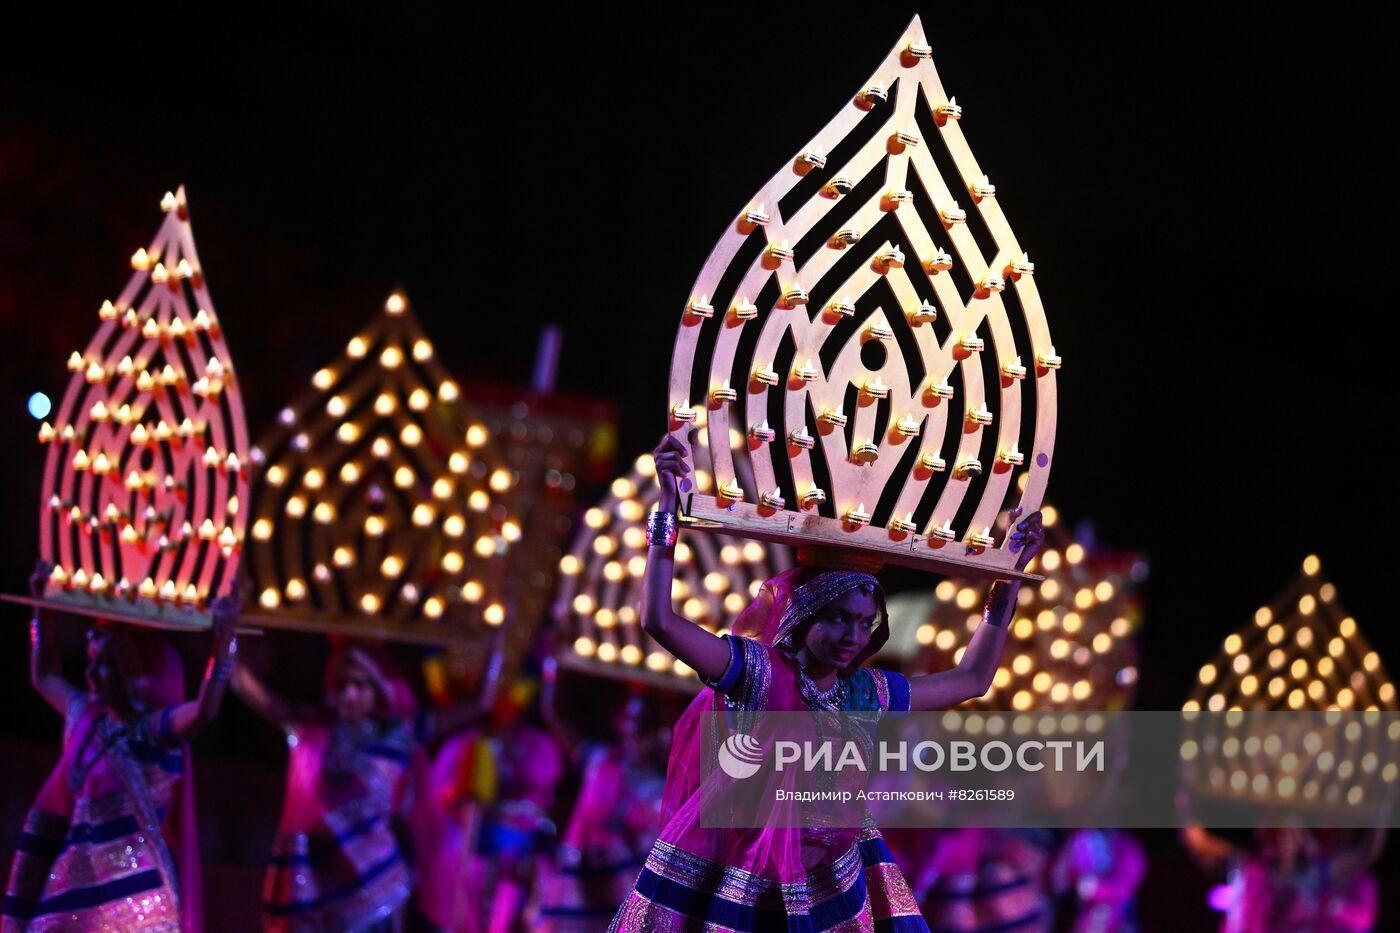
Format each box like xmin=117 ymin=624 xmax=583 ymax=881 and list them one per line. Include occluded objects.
xmin=608 ymin=433 xmax=1042 ymax=931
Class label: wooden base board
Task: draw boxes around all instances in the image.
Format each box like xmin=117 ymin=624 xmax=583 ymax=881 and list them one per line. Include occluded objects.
xmin=683 ymin=498 xmax=1040 ymax=582
xmin=236 ymin=611 xmax=480 ymax=648
xmin=2 ymin=592 xmax=211 ymax=632
xmin=555 ymin=651 xmax=701 ymax=694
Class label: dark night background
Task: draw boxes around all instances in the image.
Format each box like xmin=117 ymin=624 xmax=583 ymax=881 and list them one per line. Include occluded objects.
xmin=1 ymin=8 xmax=1396 ymax=929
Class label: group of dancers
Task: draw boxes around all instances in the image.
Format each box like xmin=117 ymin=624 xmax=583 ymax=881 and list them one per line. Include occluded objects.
xmin=8 ymin=572 xmax=667 ymax=933
xmin=2 ymin=434 xmax=1387 ymax=931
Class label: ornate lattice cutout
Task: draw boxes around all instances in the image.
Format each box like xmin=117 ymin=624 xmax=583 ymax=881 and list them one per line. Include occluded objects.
xmin=245 ymin=293 xmax=517 ymax=645
xmin=669 ymin=16 xmax=1054 ymax=578
xmin=906 ymin=505 xmax=1142 ymax=713
xmin=1180 ymin=557 xmax=1399 ymax=813
xmin=555 ymin=450 xmax=790 ymax=690
xmin=28 ymin=187 xmax=250 ymax=629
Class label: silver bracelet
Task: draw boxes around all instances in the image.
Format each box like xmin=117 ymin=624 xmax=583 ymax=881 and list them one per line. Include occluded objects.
xmin=208 ymin=656 xmax=235 ymax=684
xmin=646 ymin=510 xmax=679 ymax=548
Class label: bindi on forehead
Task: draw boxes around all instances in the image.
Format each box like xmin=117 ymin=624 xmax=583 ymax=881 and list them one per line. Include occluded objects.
xmin=816 ymin=588 xmax=879 ymax=622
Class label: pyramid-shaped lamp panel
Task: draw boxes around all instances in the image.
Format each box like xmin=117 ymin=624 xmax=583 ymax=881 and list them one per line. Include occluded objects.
xmin=1180 ymin=557 xmax=1399 ymax=815
xmin=555 ymin=452 xmax=790 ymax=690
xmin=1187 ymin=557 xmax=1394 ymax=714
xmin=669 ymin=16 xmax=1055 ymax=578
xmin=246 ymin=293 xmax=517 ymax=644
xmin=34 ymin=187 xmax=250 ymax=629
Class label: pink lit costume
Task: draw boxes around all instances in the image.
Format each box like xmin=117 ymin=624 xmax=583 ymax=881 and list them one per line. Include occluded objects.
xmin=1208 ymin=854 xmax=1377 ymax=933
xmin=537 ymin=742 xmax=665 ymax=931
xmin=3 ymin=630 xmax=201 ymax=933
xmin=262 ymin=648 xmax=425 ymax=933
xmin=411 ymin=729 xmax=488 ymax=933
xmin=910 ymin=828 xmax=1055 ymax=933
xmin=474 ymin=722 xmax=564 ymax=926
xmin=1050 ymin=829 xmax=1145 ymax=933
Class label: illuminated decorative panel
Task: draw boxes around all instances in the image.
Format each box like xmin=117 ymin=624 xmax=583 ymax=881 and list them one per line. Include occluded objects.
xmin=245 ymin=292 xmax=516 ymax=645
xmin=29 ymin=187 xmax=250 ymax=629
xmin=464 ymin=386 xmax=617 ymax=663
xmin=1187 ymin=557 xmax=1394 ymax=714
xmin=555 ymin=451 xmax=790 ymax=690
xmin=912 ymin=505 xmax=1143 ymax=713
xmin=669 ymin=16 xmax=1054 ymax=578
xmin=1181 ymin=557 xmax=1399 ymax=812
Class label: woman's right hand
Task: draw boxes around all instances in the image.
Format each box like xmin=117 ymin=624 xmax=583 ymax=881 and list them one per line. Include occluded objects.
xmin=29 ymin=559 xmax=51 ymax=599
xmin=652 ymin=432 xmax=693 ymax=513
xmin=639 ymin=430 xmax=734 ymax=685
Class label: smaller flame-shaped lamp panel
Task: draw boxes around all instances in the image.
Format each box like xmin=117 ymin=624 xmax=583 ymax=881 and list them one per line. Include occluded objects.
xmin=31 ymin=187 xmax=250 ymax=628
xmin=555 ymin=450 xmax=790 ymax=690
xmin=246 ymin=292 xmax=517 ymax=645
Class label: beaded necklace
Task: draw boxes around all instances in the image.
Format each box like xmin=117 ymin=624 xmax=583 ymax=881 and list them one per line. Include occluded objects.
xmin=798 ymin=667 xmax=847 ymax=711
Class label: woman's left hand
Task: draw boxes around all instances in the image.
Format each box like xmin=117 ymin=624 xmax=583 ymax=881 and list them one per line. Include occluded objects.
xmin=1007 ymin=508 xmax=1045 ymax=572
xmin=210 ymin=588 xmax=242 ymax=653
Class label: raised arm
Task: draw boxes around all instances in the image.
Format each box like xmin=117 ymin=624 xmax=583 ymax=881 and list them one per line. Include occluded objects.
xmin=1179 ymin=825 xmax=1235 ymax=877
xmin=540 ymin=651 xmax=582 ymax=762
xmin=908 ymin=510 xmax=1044 ymax=711
xmin=28 ymin=561 xmax=76 ymax=715
xmin=231 ymin=626 xmax=303 ymax=730
xmin=426 ymin=625 xmax=506 ymax=743
xmin=160 ymin=590 xmax=241 ymax=741
xmin=1175 ymin=789 xmax=1236 ymax=877
xmin=638 ymin=433 xmax=733 ymax=684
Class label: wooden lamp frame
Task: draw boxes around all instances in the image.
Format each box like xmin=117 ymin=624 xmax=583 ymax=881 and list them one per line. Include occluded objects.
xmin=9 ymin=187 xmax=250 ymax=631
xmin=668 ymin=16 xmax=1054 ymax=580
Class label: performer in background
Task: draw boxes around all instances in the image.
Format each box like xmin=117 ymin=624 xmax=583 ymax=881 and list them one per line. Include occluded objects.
xmin=4 ymin=563 xmax=241 ymax=933
xmin=608 ymin=434 xmax=1044 ymax=932
xmin=907 ymin=827 xmax=1144 ymax=933
xmin=410 ymin=724 xmax=491 ymax=933
xmin=1180 ymin=820 xmax=1384 ymax=933
xmin=1050 ymin=828 xmax=1146 ymax=932
xmin=411 ymin=642 xmax=507 ymax=933
xmin=470 ymin=649 xmax=565 ymax=933
xmin=535 ymin=660 xmax=667 ymax=932
xmin=906 ymin=828 xmax=1059 ymax=933
xmin=232 ymin=627 xmax=505 ymax=933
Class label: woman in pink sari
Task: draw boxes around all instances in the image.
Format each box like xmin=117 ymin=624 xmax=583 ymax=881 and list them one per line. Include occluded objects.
xmin=607 ymin=435 xmax=1044 ymax=931
xmin=536 ymin=674 xmax=667 ymax=932
xmin=410 ymin=723 xmax=491 ymax=933
xmin=4 ymin=565 xmax=240 ymax=932
xmin=233 ymin=630 xmax=503 ymax=933
xmin=473 ymin=675 xmax=566 ymax=933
